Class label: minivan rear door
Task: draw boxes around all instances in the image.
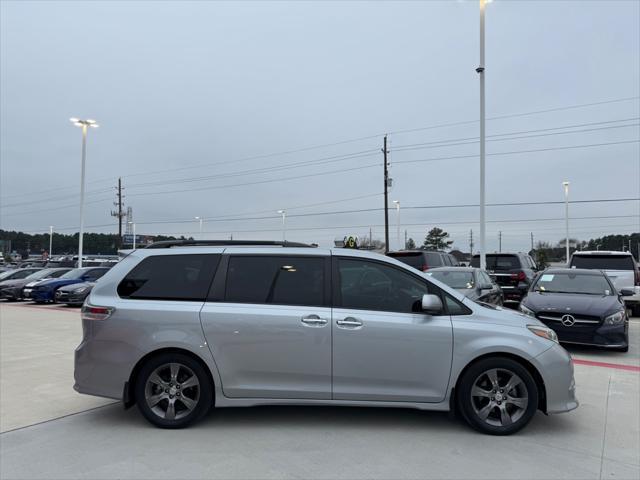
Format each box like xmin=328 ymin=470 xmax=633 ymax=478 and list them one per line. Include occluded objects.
xmin=200 ymin=250 xmax=332 ymax=400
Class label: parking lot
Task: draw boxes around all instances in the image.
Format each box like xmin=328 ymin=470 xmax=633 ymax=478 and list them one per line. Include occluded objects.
xmin=0 ymin=302 xmax=638 ymax=480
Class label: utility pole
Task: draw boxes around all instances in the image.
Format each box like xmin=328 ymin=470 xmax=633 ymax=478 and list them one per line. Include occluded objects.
xmin=383 ymin=135 xmax=390 ymax=254
xmin=404 ymin=229 xmax=408 ymax=250
xmin=469 ymin=229 xmax=474 ymax=257
xmin=369 ymin=227 xmax=373 ymax=248
xmin=111 ymin=177 xmax=125 ymax=249
xmin=530 ymin=232 xmax=534 ymax=252
xmin=498 ymin=231 xmax=502 ymax=253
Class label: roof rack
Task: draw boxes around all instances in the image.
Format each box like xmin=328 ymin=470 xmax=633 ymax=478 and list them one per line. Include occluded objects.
xmin=145 ymin=240 xmax=314 ymax=249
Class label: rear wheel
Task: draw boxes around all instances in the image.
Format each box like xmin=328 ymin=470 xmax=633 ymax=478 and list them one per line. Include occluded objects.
xmin=135 ymin=353 xmax=213 ymax=429
xmin=457 ymin=357 xmax=538 ymax=435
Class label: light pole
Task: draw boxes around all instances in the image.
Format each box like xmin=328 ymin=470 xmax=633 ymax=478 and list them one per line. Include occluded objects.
xmin=563 ymin=181 xmax=570 ymax=263
xmin=393 ymin=200 xmax=401 ymax=250
xmin=277 ymin=210 xmax=286 ymax=241
xmin=70 ymin=118 xmax=98 ymax=267
xmin=477 ymin=0 xmax=490 ymax=270
xmin=49 ymin=226 xmax=53 ymax=258
xmin=128 ymin=221 xmax=136 ymax=249
xmin=195 ymin=216 xmax=203 ymax=239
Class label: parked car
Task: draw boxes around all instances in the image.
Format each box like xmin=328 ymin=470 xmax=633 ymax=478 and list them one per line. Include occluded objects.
xmin=428 ymin=267 xmax=504 ymax=306
xmin=519 ymin=268 xmax=630 ymax=352
xmin=387 ymin=250 xmax=459 ymax=272
xmin=569 ymin=251 xmax=640 ymax=316
xmin=0 ymin=268 xmax=43 ymax=284
xmin=0 ymin=268 xmax=72 ymax=301
xmin=55 ymin=281 xmax=95 ymax=306
xmin=471 ymin=253 xmax=537 ymax=306
xmin=74 ymin=240 xmax=577 ymax=435
xmin=29 ymin=267 xmax=109 ymax=303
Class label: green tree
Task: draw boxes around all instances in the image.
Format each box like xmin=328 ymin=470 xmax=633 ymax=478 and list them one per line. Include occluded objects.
xmin=405 ymin=237 xmax=416 ymax=249
xmin=423 ymin=227 xmax=453 ymax=251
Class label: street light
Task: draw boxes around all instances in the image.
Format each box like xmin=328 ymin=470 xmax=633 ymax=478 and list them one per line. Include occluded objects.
xmin=128 ymin=221 xmax=136 ymax=249
xmin=70 ymin=117 xmax=98 ymax=267
xmin=477 ymin=0 xmax=490 ymax=270
xmin=563 ymin=181 xmax=570 ymax=263
xmin=195 ymin=216 xmax=203 ymax=239
xmin=49 ymin=226 xmax=53 ymax=258
xmin=393 ymin=200 xmax=401 ymax=250
xmin=277 ymin=210 xmax=286 ymax=241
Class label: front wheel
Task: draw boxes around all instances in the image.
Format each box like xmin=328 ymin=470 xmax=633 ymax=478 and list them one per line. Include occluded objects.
xmin=135 ymin=353 xmax=213 ymax=429
xmin=457 ymin=357 xmax=539 ymax=435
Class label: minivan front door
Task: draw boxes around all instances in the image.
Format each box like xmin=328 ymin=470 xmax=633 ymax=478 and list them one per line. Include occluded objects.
xmin=332 ymin=257 xmax=453 ymax=402
xmin=200 ymin=253 xmax=332 ymax=400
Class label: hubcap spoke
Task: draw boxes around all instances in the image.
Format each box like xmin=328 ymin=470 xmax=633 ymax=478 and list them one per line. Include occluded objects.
xmin=507 ymin=396 xmax=527 ymax=409
xmin=169 ymin=363 xmax=180 ymax=383
xmin=503 ymin=374 xmax=523 ymax=395
xmin=148 ymin=372 xmax=165 ymax=387
xmin=486 ymin=369 xmax=499 ymax=389
xmin=180 ymin=375 xmax=199 ymax=390
xmin=165 ymin=399 xmax=176 ymax=420
xmin=477 ymin=402 xmax=494 ymax=420
xmin=147 ymin=393 xmax=166 ymax=408
xmin=179 ymin=395 xmax=197 ymax=411
xmin=471 ymin=385 xmax=492 ymax=398
xmin=498 ymin=404 xmax=513 ymax=426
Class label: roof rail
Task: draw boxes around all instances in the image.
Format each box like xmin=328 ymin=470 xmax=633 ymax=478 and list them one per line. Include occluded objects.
xmin=145 ymin=240 xmax=314 ymax=249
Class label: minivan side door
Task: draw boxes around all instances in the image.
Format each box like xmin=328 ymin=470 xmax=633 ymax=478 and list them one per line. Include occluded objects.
xmin=200 ymin=252 xmax=332 ymax=400
xmin=332 ymin=257 xmax=453 ymax=403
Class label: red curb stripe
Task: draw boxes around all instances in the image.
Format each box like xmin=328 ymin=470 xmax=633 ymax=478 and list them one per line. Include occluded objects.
xmin=572 ymin=358 xmax=640 ymax=372
xmin=0 ymin=304 xmax=80 ymax=314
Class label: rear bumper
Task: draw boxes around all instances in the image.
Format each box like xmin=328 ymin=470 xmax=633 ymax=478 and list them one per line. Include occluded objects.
xmin=532 ymin=343 xmax=579 ymax=414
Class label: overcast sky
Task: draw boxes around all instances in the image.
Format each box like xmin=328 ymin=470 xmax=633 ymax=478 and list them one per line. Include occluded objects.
xmin=1 ymin=0 xmax=639 ymax=252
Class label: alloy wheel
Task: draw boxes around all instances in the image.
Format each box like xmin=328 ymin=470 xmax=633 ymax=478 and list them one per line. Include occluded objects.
xmin=144 ymin=362 xmax=200 ymax=421
xmin=470 ymin=368 xmax=529 ymax=427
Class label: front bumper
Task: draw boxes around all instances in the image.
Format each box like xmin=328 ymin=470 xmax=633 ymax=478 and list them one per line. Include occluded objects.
xmin=539 ymin=318 xmax=629 ymax=349
xmin=30 ymin=289 xmax=54 ymax=302
xmin=0 ymin=287 xmax=20 ymax=300
xmin=532 ymin=343 xmax=579 ymax=414
xmin=55 ymin=290 xmax=87 ymax=305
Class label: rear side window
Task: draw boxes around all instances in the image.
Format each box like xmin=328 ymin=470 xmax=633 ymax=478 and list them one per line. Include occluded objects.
xmin=225 ymin=256 xmax=325 ymax=307
xmin=118 ymin=254 xmax=220 ymax=301
xmin=570 ymin=255 xmax=634 ymax=271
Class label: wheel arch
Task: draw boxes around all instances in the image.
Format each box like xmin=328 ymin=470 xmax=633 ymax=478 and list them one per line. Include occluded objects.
xmin=124 ymin=347 xmax=216 ymax=409
xmin=450 ymin=352 xmax=547 ymax=414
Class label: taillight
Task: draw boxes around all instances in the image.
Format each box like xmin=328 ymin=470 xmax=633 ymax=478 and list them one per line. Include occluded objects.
xmin=81 ymin=304 xmax=114 ymax=321
xmin=635 ymin=269 xmax=640 ymax=287
xmin=510 ymin=271 xmax=526 ymax=282
xmin=422 ymin=264 xmax=429 ymax=272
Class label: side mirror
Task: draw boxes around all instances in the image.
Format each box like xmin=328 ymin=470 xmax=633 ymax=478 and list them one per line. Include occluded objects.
xmin=421 ymin=294 xmax=443 ymax=314
xmin=619 ymin=288 xmax=635 ymax=297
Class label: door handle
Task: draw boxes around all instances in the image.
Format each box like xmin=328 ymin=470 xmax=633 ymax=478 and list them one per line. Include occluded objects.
xmin=301 ymin=315 xmax=328 ymax=326
xmin=336 ymin=317 xmax=363 ymax=328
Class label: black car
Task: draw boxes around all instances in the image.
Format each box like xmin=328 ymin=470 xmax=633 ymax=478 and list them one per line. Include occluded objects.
xmin=54 ymin=281 xmax=95 ymax=306
xmin=519 ymin=268 xmax=631 ymax=352
xmin=428 ymin=267 xmax=504 ymax=306
xmin=471 ymin=253 xmax=537 ymax=306
xmin=0 ymin=268 xmax=72 ymax=301
xmin=387 ymin=250 xmax=459 ymax=272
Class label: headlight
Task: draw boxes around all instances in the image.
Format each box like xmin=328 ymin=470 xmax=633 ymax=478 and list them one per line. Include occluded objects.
xmin=527 ymin=325 xmax=559 ymax=343
xmin=73 ymin=287 xmax=89 ymax=294
xmin=519 ymin=304 xmax=535 ymax=317
xmin=604 ymin=310 xmax=626 ymax=325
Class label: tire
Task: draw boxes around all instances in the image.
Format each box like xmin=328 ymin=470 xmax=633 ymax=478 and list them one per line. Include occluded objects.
xmin=135 ymin=353 xmax=213 ymax=429
xmin=631 ymin=304 xmax=640 ymax=318
xmin=456 ymin=357 xmax=539 ymax=435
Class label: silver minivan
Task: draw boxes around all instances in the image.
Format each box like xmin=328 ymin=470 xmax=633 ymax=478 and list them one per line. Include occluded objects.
xmin=74 ymin=241 xmax=578 ymax=435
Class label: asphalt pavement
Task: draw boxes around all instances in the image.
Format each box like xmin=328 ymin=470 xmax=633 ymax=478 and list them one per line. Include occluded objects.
xmin=1 ymin=302 xmax=638 ymax=480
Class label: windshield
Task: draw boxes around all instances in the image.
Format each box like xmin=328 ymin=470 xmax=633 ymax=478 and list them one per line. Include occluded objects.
xmin=25 ymin=269 xmax=55 ymax=280
xmin=0 ymin=270 xmax=15 ymax=280
xmin=429 ymin=271 xmax=475 ymax=289
xmin=570 ymin=255 xmax=634 ymax=271
xmin=59 ymin=269 xmax=85 ymax=280
xmin=533 ymin=272 xmax=613 ymax=295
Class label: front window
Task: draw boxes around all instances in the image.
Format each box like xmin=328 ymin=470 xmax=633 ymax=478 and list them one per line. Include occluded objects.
xmin=533 ymin=272 xmax=614 ymax=295
xmin=60 ymin=269 xmax=85 ymax=280
xmin=429 ymin=270 xmax=475 ymax=289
